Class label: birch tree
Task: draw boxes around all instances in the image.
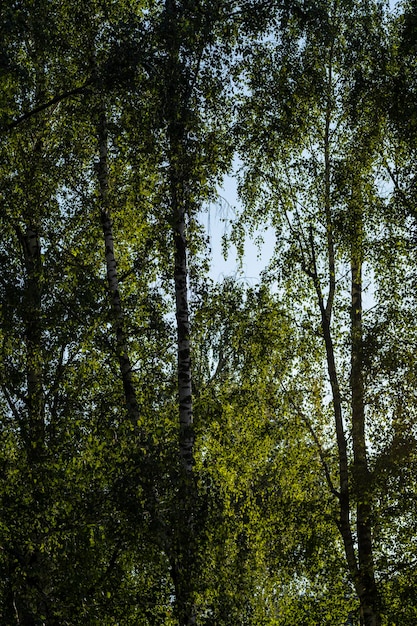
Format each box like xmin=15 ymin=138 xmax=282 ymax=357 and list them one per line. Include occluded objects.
xmin=236 ymin=0 xmax=417 ymax=623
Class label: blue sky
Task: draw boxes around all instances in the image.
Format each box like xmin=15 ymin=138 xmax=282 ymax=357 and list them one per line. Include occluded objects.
xmin=202 ymin=173 xmax=276 ymax=285
xmin=203 ymin=0 xmax=400 ymax=285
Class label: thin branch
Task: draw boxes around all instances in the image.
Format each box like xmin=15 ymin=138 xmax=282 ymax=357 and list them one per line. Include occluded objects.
xmin=279 ymin=379 xmax=340 ymax=499
xmin=323 ymin=41 xmax=336 ymax=321
xmin=381 ymin=152 xmax=415 ymax=214
xmin=308 ymin=224 xmax=325 ymax=312
xmin=4 ymin=79 xmax=94 ymax=132
xmin=87 ymin=540 xmax=123 ymax=596
xmin=378 ymin=556 xmax=417 ymax=583
xmin=1 ymin=383 xmax=22 ymax=426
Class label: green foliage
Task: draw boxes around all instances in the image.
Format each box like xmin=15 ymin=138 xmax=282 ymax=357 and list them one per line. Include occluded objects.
xmin=0 ymin=0 xmax=416 ymax=624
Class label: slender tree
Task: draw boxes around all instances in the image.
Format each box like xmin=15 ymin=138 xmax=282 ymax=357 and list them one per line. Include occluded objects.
xmin=235 ymin=1 xmax=417 ymax=623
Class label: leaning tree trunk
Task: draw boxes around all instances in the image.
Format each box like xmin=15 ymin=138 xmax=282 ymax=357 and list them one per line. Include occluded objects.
xmin=96 ymin=105 xmax=141 ymax=429
xmin=308 ymin=228 xmax=359 ymax=589
xmin=306 ymin=70 xmax=379 ymax=623
xmin=312 ymin=77 xmax=360 ymax=588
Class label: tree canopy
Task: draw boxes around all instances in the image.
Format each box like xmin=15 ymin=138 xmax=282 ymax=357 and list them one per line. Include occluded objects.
xmin=0 ymin=1 xmax=416 ymax=625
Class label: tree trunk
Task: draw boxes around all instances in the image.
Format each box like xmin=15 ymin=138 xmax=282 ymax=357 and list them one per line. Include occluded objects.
xmin=316 ymin=61 xmax=381 ymax=623
xmin=164 ymin=3 xmax=197 ymax=622
xmin=96 ymin=106 xmax=142 ymax=429
xmin=171 ymin=178 xmax=196 ymax=626
xmin=310 ymin=74 xmax=359 ymax=586
xmin=173 ymin=199 xmax=194 ymax=476
xmin=19 ymin=224 xmax=45 ymax=462
xmin=350 ymin=229 xmax=380 ymax=626
xmin=13 ymin=219 xmax=48 ymax=626
xmin=168 ymin=127 xmax=197 ymax=626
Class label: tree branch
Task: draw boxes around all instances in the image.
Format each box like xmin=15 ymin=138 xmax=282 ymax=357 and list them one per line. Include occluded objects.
xmin=4 ymin=79 xmax=94 ymax=132
xmin=279 ymin=380 xmax=340 ymax=499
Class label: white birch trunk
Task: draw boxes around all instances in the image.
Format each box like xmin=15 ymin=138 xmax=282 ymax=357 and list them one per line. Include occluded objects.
xmin=170 ymin=175 xmax=196 ymax=626
xmin=165 ymin=4 xmax=197 ymax=623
